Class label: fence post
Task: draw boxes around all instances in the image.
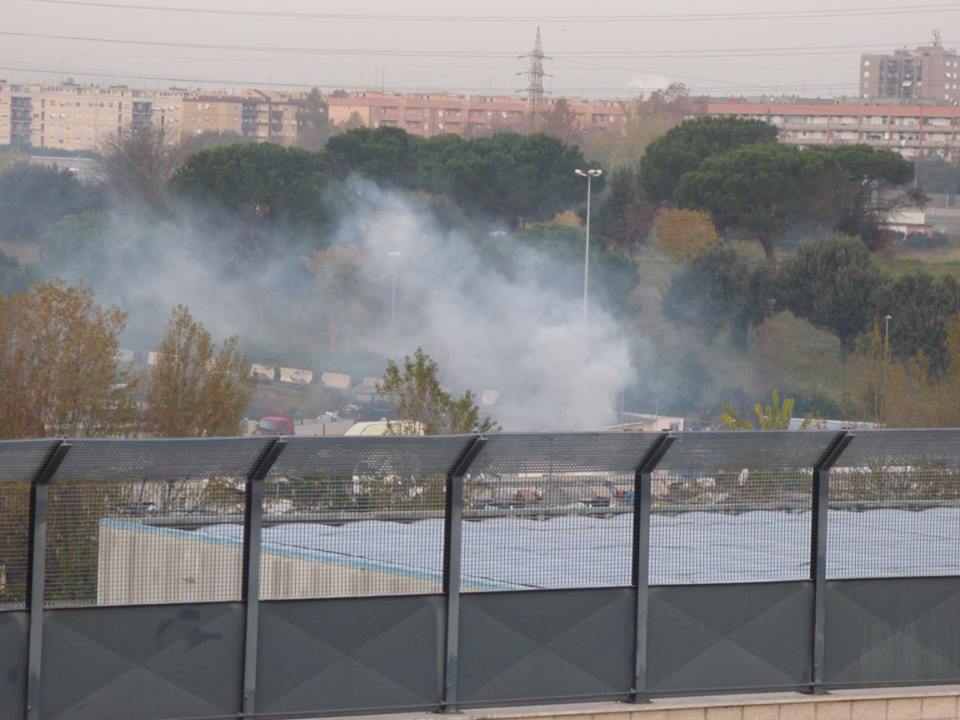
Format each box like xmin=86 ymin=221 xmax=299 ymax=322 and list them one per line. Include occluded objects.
xmin=25 ymin=441 xmax=71 ymax=720
xmin=631 ymin=433 xmax=675 ymax=704
xmin=441 ymin=436 xmax=486 ymax=713
xmin=807 ymin=431 xmax=852 ymax=696
xmin=241 ymin=438 xmax=286 ymax=719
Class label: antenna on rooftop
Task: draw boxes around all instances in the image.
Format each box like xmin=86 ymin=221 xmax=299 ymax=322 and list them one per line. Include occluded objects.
xmin=934 ymin=29 xmax=943 ymax=47
xmin=518 ymin=27 xmax=552 ymax=122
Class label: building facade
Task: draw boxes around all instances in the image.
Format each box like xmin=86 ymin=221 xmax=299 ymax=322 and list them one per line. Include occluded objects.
xmin=708 ymin=100 xmax=960 ymax=161
xmin=182 ymin=90 xmax=308 ymax=146
xmin=0 ymin=82 xmax=184 ymax=151
xmin=860 ymin=35 xmax=960 ymax=103
xmin=326 ymin=91 xmax=627 ymax=137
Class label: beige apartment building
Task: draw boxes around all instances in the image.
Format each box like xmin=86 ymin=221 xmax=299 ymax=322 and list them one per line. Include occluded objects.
xmin=861 ymin=35 xmax=960 ymax=103
xmin=182 ymin=90 xmax=307 ymax=146
xmin=326 ymin=91 xmax=626 ymax=137
xmin=0 ymin=82 xmax=184 ymax=151
xmin=709 ymin=100 xmax=960 ymax=161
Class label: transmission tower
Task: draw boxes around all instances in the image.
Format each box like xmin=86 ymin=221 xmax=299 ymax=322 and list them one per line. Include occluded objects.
xmin=518 ymin=27 xmax=552 ymax=122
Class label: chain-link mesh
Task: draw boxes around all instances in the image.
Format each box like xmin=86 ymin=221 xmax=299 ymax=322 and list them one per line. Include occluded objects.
xmin=0 ymin=482 xmax=30 ymax=610
xmin=244 ymin=473 xmax=449 ymax=600
xmin=468 ymin=433 xmax=662 ymax=474
xmin=0 ymin=440 xmax=59 ymax=482
xmin=650 ymin=468 xmax=812 ymax=585
xmin=55 ymin=438 xmax=272 ymax=480
xmin=828 ymin=467 xmax=960 ymax=579
xmin=461 ymin=470 xmax=635 ymax=590
xmin=45 ymin=478 xmax=246 ymax=607
xmin=269 ymin=436 xmax=474 ymax=478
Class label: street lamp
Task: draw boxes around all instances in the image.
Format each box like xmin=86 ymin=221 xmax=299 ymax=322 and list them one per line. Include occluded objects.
xmin=389 ymin=250 xmax=401 ymax=358
xmin=575 ymin=168 xmax=603 ymax=320
xmin=883 ymin=314 xmax=892 ymax=417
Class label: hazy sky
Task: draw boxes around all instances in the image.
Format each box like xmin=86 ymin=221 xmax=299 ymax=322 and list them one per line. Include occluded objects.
xmin=5 ymin=0 xmax=958 ymax=98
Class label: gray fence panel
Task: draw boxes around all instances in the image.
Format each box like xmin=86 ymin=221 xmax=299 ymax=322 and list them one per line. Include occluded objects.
xmin=647 ymin=582 xmax=812 ymax=693
xmin=0 ymin=441 xmax=59 ymax=483
xmin=467 ymin=432 xmax=660 ymax=474
xmin=824 ymin=578 xmax=960 ymax=687
xmin=39 ymin=603 xmax=244 ymax=720
xmin=658 ymin=431 xmax=839 ymax=471
xmin=457 ymin=588 xmax=634 ymax=705
xmin=257 ymin=596 xmax=444 ymax=715
xmin=268 ymin=435 xmax=474 ymax=477
xmin=833 ymin=429 xmax=960 ymax=468
xmin=0 ymin=612 xmax=27 ymax=720
xmin=52 ymin=438 xmax=272 ymax=480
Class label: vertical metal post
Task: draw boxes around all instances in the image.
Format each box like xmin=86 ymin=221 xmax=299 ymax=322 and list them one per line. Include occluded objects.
xmin=25 ymin=441 xmax=71 ymax=720
xmin=631 ymin=433 xmax=674 ymax=704
xmin=808 ymin=432 xmax=852 ymax=695
xmin=442 ymin=436 xmax=486 ymax=713
xmin=241 ymin=438 xmax=286 ymax=719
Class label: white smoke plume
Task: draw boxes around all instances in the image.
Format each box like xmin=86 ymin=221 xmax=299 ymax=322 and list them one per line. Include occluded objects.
xmin=42 ymin=179 xmax=638 ymax=431
xmin=328 ymin=180 xmax=635 ymax=430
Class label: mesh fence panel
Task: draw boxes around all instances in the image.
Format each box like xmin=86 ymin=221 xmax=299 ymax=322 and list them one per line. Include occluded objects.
xmin=461 ymin=471 xmax=635 ymax=591
xmin=0 ymin=440 xmax=59 ymax=482
xmin=827 ymin=467 xmax=960 ymax=579
xmin=256 ymin=473 xmax=449 ymax=600
xmin=649 ymin=468 xmax=813 ymax=585
xmin=46 ymin=478 xmax=246 ymax=607
xmin=0 ymin=482 xmax=30 ymax=610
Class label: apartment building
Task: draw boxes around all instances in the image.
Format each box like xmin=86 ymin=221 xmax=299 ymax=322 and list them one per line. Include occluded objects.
xmin=0 ymin=82 xmax=184 ymax=151
xmin=326 ymin=91 xmax=626 ymax=137
xmin=860 ymin=35 xmax=960 ymax=103
xmin=182 ymin=90 xmax=308 ymax=145
xmin=709 ymin=100 xmax=960 ymax=161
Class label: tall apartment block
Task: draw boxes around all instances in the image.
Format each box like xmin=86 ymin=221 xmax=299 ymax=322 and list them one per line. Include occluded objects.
xmin=0 ymin=82 xmax=184 ymax=151
xmin=861 ymin=34 xmax=960 ymax=103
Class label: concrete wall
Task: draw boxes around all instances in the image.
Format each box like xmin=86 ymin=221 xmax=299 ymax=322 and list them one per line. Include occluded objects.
xmin=96 ymin=520 xmax=445 ymax=605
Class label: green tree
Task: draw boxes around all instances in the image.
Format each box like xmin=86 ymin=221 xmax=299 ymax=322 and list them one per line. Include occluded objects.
xmin=325 ymin=126 xmax=422 ymax=188
xmin=778 ymin=235 xmax=885 ymax=351
xmin=638 ymin=116 xmax=778 ymax=203
xmin=418 ymin=132 xmax=592 ymax=226
xmin=675 ymin=142 xmax=829 ymax=261
xmin=875 ymin=273 xmax=960 ymax=370
xmin=0 ymin=163 xmax=107 ymax=243
xmin=377 ymin=348 xmax=498 ymax=434
xmin=169 ymin=143 xmax=334 ymax=253
xmin=145 ymin=306 xmax=253 ymax=437
xmin=593 ymin=165 xmax=656 ymax=254
xmin=663 ymin=245 xmax=776 ymax=350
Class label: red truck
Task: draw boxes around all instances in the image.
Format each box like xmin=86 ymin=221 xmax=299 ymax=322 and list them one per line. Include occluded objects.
xmin=255 ymin=414 xmax=295 ymax=436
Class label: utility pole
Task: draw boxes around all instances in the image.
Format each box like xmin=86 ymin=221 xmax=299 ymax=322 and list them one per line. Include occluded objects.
xmin=518 ymin=27 xmax=552 ymax=127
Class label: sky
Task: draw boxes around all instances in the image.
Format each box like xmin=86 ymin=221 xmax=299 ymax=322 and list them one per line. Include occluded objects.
xmin=4 ymin=0 xmax=960 ymax=99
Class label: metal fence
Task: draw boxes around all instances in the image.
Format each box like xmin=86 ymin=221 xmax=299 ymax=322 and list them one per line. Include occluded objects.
xmin=3 ymin=430 xmax=960 ymax=720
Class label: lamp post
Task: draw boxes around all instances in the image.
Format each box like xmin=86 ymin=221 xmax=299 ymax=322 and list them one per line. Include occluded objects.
xmin=883 ymin=314 xmax=892 ymax=417
xmin=389 ymin=250 xmax=401 ymax=358
xmin=575 ymin=168 xmax=603 ymax=320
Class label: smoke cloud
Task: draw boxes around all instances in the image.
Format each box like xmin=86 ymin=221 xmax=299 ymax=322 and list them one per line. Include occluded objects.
xmin=41 ymin=178 xmax=638 ymax=431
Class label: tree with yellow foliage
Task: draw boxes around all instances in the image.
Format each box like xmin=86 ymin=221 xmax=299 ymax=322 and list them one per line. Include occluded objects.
xmin=0 ymin=280 xmax=134 ymax=438
xmin=145 ymin=306 xmax=253 ymax=437
xmin=653 ymin=208 xmax=720 ymax=261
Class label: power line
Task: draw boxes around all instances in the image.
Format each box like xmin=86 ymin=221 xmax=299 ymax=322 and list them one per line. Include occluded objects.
xmin=28 ymin=0 xmax=960 ymax=24
xmin=2 ymin=30 xmax=956 ymax=60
